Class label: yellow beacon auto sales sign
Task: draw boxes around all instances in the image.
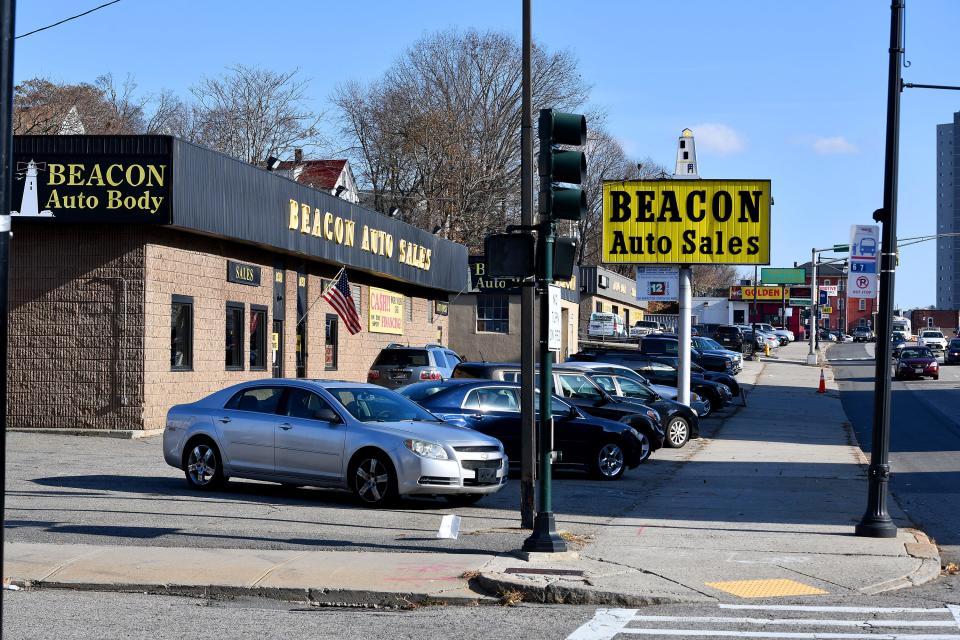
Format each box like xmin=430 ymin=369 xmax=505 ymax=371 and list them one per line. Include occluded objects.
xmin=602 ymin=180 xmax=771 ymax=265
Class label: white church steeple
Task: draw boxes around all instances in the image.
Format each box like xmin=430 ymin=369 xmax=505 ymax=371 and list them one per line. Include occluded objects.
xmin=673 ymin=128 xmax=699 ymax=178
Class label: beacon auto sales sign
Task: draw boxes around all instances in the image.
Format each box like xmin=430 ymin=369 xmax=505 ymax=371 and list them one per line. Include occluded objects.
xmin=602 ymin=179 xmax=771 ymax=265
xmin=10 ymin=154 xmax=171 ymax=224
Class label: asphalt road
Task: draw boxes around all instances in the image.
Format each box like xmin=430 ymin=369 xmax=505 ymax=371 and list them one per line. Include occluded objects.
xmin=828 ymin=341 xmax=960 ymax=564
xmin=3 ymin=404 xmax=735 ymax=555
xmin=4 ymin=578 xmax=959 ymax=640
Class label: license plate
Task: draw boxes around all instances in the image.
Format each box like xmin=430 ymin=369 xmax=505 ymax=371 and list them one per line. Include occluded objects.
xmin=915 ymin=367 xmax=923 ymax=373
xmin=389 ymin=369 xmax=409 ymax=380
xmin=476 ymin=468 xmax=496 ymax=483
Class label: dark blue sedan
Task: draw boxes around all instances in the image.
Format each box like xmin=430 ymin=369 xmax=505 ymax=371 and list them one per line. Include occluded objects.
xmin=398 ymin=380 xmax=652 ymax=480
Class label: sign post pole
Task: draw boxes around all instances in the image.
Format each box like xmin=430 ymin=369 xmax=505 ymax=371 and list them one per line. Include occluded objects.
xmin=677 ymin=266 xmax=692 ymax=406
xmin=807 ymin=248 xmax=818 ymax=365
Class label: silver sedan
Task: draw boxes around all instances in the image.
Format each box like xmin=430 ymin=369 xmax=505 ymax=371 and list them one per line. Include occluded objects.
xmin=162 ymin=380 xmax=508 ymax=506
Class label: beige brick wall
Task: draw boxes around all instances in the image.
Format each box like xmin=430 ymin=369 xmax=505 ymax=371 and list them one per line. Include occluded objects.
xmin=8 ymin=223 xmax=147 ymax=430
xmin=142 ymin=230 xmax=450 ymax=430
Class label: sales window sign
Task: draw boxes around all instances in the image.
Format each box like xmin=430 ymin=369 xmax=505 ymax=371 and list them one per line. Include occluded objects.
xmin=369 ymin=287 xmax=404 ymax=335
xmin=729 ymin=286 xmax=784 ymax=301
xmin=10 ymin=154 xmax=171 ymax=223
xmin=227 ymin=261 xmax=261 ymax=286
xmin=602 ymin=179 xmax=771 ymax=265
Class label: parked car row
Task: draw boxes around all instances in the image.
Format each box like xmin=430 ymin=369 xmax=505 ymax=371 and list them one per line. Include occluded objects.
xmin=162 ymin=334 xmax=745 ymax=507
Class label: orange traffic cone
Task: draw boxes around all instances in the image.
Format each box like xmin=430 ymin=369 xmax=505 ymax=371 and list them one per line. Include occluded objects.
xmin=817 ymin=368 xmax=826 ymax=394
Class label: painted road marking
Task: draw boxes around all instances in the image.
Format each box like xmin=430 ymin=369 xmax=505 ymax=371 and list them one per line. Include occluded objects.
xmin=566 ymin=605 xmax=960 ymax=640
xmin=705 ymin=578 xmax=828 ymax=598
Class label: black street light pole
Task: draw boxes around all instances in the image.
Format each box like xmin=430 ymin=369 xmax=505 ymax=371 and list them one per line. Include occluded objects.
xmin=856 ymin=0 xmax=903 ymax=538
xmin=0 ymin=0 xmax=13 ymax=612
xmin=519 ymin=0 xmax=536 ymax=530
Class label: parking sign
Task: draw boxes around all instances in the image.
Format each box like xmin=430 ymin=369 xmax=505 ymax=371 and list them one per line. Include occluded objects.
xmin=847 ymin=224 xmax=878 ymax=299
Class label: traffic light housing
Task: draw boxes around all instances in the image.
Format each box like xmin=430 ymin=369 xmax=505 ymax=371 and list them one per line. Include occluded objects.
xmin=539 ymin=109 xmax=587 ymax=221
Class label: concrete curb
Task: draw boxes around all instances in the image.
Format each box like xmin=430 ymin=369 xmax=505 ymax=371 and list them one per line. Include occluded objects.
xmin=9 ymin=579 xmax=496 ymax=608
xmin=859 ymin=529 xmax=942 ymax=595
xmin=9 ymin=427 xmax=163 ymax=440
xmin=470 ymin=572 xmax=712 ymax=607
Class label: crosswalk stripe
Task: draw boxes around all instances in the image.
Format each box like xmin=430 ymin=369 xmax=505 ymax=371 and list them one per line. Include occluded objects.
xmin=618 ymin=631 xmax=960 ymax=639
xmin=719 ymin=605 xmax=951 ymax=614
xmin=566 ymin=608 xmax=637 ymax=640
xmin=630 ymin=616 xmax=956 ymax=628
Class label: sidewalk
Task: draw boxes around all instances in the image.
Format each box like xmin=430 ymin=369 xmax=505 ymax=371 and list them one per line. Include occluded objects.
xmin=4 ymin=343 xmax=940 ymax=606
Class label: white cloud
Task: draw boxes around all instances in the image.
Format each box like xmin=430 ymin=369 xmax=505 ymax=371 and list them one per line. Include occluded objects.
xmin=688 ymin=123 xmax=746 ymax=156
xmin=812 ymin=136 xmax=859 ymax=155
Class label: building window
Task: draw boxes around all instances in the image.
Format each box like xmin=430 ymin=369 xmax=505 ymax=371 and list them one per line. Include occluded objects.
xmin=858 ymin=299 xmax=866 ymax=311
xmin=325 ymin=314 xmax=338 ymax=370
xmin=249 ymin=305 xmax=267 ymax=371
xmin=680 ymin=140 xmax=685 ymax=149
xmin=477 ymin=294 xmax=509 ymax=333
xmin=428 ymin=301 xmax=435 ymax=324
xmin=595 ymin=301 xmax=602 ymax=313
xmin=823 ymin=279 xmax=831 ymax=286
xmin=406 ymin=297 xmax=413 ymax=322
xmin=226 ymin=302 xmax=244 ymax=370
xmin=612 ymin=305 xmax=619 ymax=316
xmin=625 ymin=308 xmax=631 ymax=326
xmin=687 ymin=163 xmax=694 ymax=173
xmin=928 ymin=317 xmax=935 ymax=328
xmin=682 ymin=151 xmax=689 ymax=160
xmin=171 ymin=295 xmax=193 ymax=371
xmin=351 ymin=284 xmax=362 ymax=315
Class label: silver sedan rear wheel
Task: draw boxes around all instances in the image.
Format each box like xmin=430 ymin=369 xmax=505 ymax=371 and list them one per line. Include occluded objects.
xmin=352 ymin=454 xmax=396 ymax=506
xmin=666 ymin=418 xmax=690 ymax=448
xmin=184 ymin=442 xmax=224 ymax=490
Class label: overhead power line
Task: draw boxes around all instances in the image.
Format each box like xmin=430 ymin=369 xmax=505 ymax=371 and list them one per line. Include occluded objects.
xmin=16 ymin=0 xmax=122 ymax=40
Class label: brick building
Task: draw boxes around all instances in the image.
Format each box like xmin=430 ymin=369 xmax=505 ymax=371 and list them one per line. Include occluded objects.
xmin=909 ymin=309 xmax=960 ymax=334
xmin=8 ymin=135 xmax=466 ymax=435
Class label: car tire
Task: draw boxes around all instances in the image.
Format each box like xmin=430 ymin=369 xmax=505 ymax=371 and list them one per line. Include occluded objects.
xmin=665 ymin=417 xmax=691 ymax=448
xmin=591 ymin=440 xmax=626 ymax=480
xmin=699 ymin=397 xmax=712 ymax=417
xmin=183 ymin=439 xmax=226 ymax=490
xmin=445 ymin=494 xmax=485 ymax=506
xmin=933 ymin=375 xmax=939 ymax=381
xmin=350 ymin=452 xmax=398 ymax=507
xmin=634 ymin=432 xmax=652 ymax=464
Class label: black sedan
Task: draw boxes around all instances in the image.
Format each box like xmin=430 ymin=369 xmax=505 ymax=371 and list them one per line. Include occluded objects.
xmin=583 ymin=371 xmax=700 ymax=448
xmin=946 ymin=338 xmax=960 ymax=365
xmin=399 ymin=380 xmax=651 ymax=480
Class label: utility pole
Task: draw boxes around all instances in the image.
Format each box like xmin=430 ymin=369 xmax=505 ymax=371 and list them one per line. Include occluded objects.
xmin=856 ymin=0 xmax=903 ymax=538
xmin=519 ymin=0 xmax=536 ymax=530
xmin=0 ymin=0 xmax=14 ymax=618
xmin=807 ymin=249 xmax=818 ymax=365
xmin=677 ymin=267 xmax=691 ymax=404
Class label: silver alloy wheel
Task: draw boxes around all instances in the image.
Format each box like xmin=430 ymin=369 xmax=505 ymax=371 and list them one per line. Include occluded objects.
xmin=668 ymin=418 xmax=689 ymax=447
xmin=637 ymin=433 xmax=651 ymax=462
xmin=187 ymin=444 xmax=217 ymax=486
xmin=700 ymin=398 xmax=711 ymax=417
xmin=597 ymin=443 xmax=625 ymax=477
xmin=355 ymin=457 xmax=390 ymax=503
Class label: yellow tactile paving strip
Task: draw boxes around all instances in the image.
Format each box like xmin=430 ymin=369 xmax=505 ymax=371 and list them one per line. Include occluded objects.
xmin=705 ymin=578 xmax=829 ymax=598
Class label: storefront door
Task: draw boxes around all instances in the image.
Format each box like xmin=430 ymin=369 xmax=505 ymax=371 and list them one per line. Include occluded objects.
xmin=272 ymin=320 xmax=283 ymax=378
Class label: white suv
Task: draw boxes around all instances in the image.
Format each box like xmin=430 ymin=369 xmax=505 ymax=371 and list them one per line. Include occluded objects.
xmin=918 ymin=330 xmax=948 ymax=352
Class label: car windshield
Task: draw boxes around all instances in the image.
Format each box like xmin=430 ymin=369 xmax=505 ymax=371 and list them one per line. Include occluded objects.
xmin=372 ymin=350 xmax=430 ymax=367
xmin=330 ymin=387 xmax=441 ymax=422
xmin=951 ymin=339 xmax=960 ymax=348
xmin=398 ymin=383 xmax=450 ymax=402
xmin=922 ymin=332 xmax=943 ymax=339
xmin=899 ymin=348 xmax=932 ymax=359
xmin=699 ymin=337 xmax=724 ymax=350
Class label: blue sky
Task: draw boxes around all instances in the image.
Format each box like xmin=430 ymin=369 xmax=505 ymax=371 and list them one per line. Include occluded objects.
xmin=13 ymin=0 xmax=960 ymax=309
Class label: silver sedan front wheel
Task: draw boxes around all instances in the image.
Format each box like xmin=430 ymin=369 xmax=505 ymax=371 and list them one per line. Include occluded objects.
xmin=352 ymin=454 xmax=396 ymax=506
xmin=184 ymin=441 xmax=224 ymax=490
xmin=666 ymin=418 xmax=690 ymax=448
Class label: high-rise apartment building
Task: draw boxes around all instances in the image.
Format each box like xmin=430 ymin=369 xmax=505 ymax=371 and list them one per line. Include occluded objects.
xmin=936 ymin=111 xmax=959 ymax=309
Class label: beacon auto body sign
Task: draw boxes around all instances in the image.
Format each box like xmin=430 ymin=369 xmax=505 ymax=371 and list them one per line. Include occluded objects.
xmin=602 ymin=179 xmax=771 ymax=265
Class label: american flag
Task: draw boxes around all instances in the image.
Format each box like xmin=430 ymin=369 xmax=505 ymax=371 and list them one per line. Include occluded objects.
xmin=322 ymin=270 xmax=362 ymax=335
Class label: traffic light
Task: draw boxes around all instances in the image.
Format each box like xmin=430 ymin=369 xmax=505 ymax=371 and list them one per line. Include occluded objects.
xmin=538 ymin=109 xmax=587 ymax=221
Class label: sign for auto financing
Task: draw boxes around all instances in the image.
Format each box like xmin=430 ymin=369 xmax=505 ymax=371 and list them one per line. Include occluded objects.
xmin=847 ymin=224 xmax=879 ymax=299
xmin=368 ymin=287 xmax=404 ymax=335
xmin=602 ymin=179 xmax=771 ymax=265
xmin=10 ymin=155 xmax=171 ymax=223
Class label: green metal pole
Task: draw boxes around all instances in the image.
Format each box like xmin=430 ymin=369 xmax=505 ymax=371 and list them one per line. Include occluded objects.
xmin=539 ymin=222 xmax=555 ymax=515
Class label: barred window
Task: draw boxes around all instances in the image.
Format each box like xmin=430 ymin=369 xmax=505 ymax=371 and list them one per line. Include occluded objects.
xmin=477 ymin=294 xmax=509 ymax=333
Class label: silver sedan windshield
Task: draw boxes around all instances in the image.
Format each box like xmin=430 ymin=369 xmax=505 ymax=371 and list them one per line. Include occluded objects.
xmin=330 ymin=387 xmax=441 ymax=422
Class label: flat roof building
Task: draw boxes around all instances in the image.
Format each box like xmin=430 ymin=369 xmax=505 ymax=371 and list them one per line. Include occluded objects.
xmin=8 ymin=135 xmax=467 ymax=435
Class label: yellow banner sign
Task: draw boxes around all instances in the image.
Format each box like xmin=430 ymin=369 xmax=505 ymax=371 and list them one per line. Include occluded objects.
xmin=369 ymin=287 xmax=404 ymax=334
xmin=602 ymin=179 xmax=771 ymax=265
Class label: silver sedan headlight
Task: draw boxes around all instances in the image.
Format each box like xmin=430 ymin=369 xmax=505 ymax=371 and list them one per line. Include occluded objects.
xmin=404 ymin=439 xmax=449 ymax=460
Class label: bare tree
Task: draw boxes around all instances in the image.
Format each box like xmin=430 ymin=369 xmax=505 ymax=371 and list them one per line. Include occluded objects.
xmin=333 ymin=28 xmax=590 ymax=250
xmin=189 ymin=65 xmax=325 ymax=164
xmin=691 ymin=264 xmax=738 ymax=296
xmin=14 ymin=76 xmax=144 ymax=134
